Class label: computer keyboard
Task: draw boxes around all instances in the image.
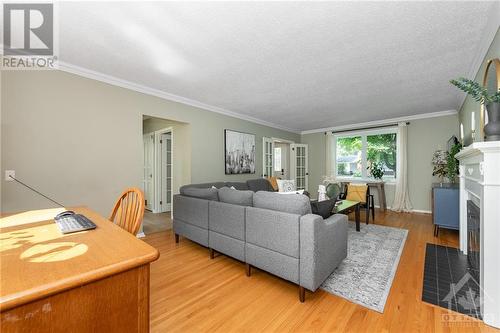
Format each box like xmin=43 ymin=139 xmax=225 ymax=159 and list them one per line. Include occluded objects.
xmin=55 ymin=214 xmax=97 ymax=234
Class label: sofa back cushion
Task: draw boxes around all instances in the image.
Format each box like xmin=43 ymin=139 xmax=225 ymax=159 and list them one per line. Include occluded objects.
xmin=173 ymin=195 xmax=209 ymax=229
xmin=180 ymin=187 xmax=219 ymax=201
xmin=246 ymin=207 xmax=300 ymax=258
xmin=218 ymin=187 xmax=253 ymax=206
xmin=209 ymin=201 xmax=245 ymax=240
xmin=253 ymin=191 xmax=312 ymax=216
xmin=224 ymin=182 xmax=249 ymax=190
xmin=246 ymin=178 xmax=274 ymax=192
xmin=180 ymin=182 xmax=225 ymax=191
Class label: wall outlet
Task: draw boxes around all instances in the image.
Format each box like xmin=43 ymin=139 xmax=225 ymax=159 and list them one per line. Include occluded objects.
xmin=5 ymin=170 xmax=15 ymax=181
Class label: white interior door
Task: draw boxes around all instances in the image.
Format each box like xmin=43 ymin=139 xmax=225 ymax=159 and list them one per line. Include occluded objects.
xmin=159 ymin=133 xmax=172 ymax=212
xmin=143 ymin=133 xmax=154 ymax=211
xmin=290 ymin=144 xmax=308 ymax=191
xmin=262 ymin=137 xmax=274 ymax=178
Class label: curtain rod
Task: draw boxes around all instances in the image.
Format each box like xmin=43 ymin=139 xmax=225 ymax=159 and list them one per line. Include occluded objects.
xmin=325 ymin=122 xmax=410 ymax=135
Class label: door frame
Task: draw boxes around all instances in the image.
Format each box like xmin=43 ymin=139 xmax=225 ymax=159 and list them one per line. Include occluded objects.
xmin=262 ymin=137 xmax=297 ymax=179
xmin=143 ymin=127 xmax=173 ymax=214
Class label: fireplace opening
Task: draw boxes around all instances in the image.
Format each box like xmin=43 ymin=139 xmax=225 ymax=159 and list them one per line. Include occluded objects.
xmin=467 ymin=200 xmax=480 ymax=281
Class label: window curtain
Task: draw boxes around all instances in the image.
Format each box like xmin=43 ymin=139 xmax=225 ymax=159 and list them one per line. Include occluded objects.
xmin=392 ymin=122 xmax=413 ymax=212
xmin=325 ymin=132 xmax=335 ymax=178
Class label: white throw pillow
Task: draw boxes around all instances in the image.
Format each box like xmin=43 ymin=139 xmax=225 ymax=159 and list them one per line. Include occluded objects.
xmin=276 ymin=189 xmax=304 ymax=195
xmin=277 ymin=179 xmax=296 ymax=192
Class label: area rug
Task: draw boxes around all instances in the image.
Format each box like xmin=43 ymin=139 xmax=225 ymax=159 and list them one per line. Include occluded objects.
xmin=320 ymin=223 xmax=408 ymax=313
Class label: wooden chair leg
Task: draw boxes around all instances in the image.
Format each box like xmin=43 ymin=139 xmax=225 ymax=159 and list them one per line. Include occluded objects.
xmin=209 ymin=248 xmax=215 ymax=259
xmin=299 ymin=286 xmax=305 ymax=303
xmin=366 ymin=206 xmax=369 ymax=225
xmin=246 ymin=263 xmax=251 ymax=277
xmin=175 ymin=233 xmax=179 ymax=243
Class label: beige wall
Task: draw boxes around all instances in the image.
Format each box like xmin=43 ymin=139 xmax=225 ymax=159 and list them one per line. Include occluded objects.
xmin=301 ymin=114 xmax=459 ymax=212
xmin=459 ymin=27 xmax=500 ymax=145
xmin=142 ymin=117 xmax=191 ymax=195
xmin=1 ymin=70 xmax=299 ymax=215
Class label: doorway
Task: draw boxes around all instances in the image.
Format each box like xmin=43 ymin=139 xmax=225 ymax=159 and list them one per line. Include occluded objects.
xmin=262 ymin=138 xmax=308 ymax=191
xmin=142 ymin=116 xmax=175 ymax=235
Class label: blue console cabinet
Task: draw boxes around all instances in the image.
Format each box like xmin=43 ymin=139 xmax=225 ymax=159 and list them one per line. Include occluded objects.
xmin=432 ymin=183 xmax=459 ymax=236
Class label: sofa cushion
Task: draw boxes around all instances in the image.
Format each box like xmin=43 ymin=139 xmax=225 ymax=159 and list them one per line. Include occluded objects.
xmin=253 ymin=191 xmax=312 ymax=216
xmin=224 ymin=182 xmax=249 ymax=190
xmin=246 ymin=178 xmax=274 ymax=192
xmin=180 ymin=182 xmax=225 ymax=192
xmin=217 ymin=187 xmax=253 ymax=206
xmin=310 ymin=199 xmax=336 ymax=219
xmin=246 ymin=207 xmax=300 ymax=258
xmin=180 ymin=187 xmax=219 ymax=201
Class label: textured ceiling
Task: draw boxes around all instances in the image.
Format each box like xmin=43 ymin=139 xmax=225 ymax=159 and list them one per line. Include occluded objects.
xmin=58 ymin=2 xmax=496 ymax=132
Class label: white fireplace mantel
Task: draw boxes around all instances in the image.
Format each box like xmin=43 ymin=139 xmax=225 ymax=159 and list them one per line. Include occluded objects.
xmin=456 ymin=141 xmax=500 ymax=328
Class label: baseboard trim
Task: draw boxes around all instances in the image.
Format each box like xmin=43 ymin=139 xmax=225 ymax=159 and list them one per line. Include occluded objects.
xmin=374 ymin=205 xmax=431 ymax=214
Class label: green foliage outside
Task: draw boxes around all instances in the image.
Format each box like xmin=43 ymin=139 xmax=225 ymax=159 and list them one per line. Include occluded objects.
xmin=336 ymin=134 xmax=397 ymax=178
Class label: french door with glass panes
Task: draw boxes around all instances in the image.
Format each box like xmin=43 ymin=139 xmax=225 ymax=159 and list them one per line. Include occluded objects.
xmin=143 ymin=133 xmax=155 ymax=211
xmin=160 ymin=133 xmax=172 ymax=212
xmin=262 ymin=137 xmax=274 ymax=177
xmin=290 ymin=144 xmax=308 ymax=191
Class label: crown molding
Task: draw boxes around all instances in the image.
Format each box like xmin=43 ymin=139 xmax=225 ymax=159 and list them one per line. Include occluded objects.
xmin=300 ymin=109 xmax=458 ymax=135
xmin=57 ymin=61 xmax=301 ymax=134
xmin=458 ymin=1 xmax=500 ymax=110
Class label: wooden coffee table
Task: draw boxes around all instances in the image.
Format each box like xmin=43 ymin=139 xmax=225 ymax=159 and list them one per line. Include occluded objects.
xmin=333 ymin=199 xmax=361 ymax=231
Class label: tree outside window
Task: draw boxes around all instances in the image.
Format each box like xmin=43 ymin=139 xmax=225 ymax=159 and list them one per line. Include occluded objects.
xmin=335 ymin=131 xmax=397 ymax=180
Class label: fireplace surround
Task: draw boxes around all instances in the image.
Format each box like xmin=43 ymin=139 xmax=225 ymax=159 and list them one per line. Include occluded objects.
xmin=456 ymin=141 xmax=500 ymax=328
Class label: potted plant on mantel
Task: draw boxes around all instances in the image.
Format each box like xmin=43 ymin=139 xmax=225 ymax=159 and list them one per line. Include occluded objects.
xmin=450 ymin=77 xmax=500 ymax=141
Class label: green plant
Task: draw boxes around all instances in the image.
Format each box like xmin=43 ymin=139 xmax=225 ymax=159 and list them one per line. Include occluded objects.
xmin=367 ymin=161 xmax=384 ymax=180
xmin=450 ymin=77 xmax=500 ymax=104
xmin=432 ymin=150 xmax=448 ymax=182
xmin=337 ymin=163 xmax=347 ymax=175
xmin=446 ymin=142 xmax=462 ymax=183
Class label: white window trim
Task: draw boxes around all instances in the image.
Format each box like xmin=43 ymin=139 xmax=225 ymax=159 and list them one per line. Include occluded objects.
xmin=333 ymin=126 xmax=399 ymax=184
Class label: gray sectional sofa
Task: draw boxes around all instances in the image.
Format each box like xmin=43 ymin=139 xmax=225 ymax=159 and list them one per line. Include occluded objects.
xmin=173 ymin=178 xmax=348 ymax=302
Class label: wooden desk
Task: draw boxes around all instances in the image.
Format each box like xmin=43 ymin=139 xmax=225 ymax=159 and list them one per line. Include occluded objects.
xmin=0 ymin=207 xmax=159 ymax=333
xmin=340 ymin=181 xmax=387 ymax=212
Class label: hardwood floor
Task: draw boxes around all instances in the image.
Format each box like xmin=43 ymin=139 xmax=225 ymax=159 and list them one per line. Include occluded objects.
xmin=143 ymin=211 xmax=172 ymax=235
xmin=145 ymin=210 xmax=499 ymax=332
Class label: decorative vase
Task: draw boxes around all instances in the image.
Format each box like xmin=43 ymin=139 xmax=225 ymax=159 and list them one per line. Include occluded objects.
xmin=484 ymin=102 xmax=500 ymax=141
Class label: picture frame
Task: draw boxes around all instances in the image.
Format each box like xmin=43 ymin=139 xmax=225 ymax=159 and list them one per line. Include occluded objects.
xmin=224 ymin=129 xmax=256 ymax=174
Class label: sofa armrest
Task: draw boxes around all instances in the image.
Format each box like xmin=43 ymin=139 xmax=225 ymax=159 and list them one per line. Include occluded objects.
xmin=299 ymin=213 xmax=348 ymax=291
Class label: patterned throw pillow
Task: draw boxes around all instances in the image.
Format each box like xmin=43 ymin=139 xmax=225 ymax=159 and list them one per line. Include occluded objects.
xmin=277 ymin=179 xmax=296 ymax=192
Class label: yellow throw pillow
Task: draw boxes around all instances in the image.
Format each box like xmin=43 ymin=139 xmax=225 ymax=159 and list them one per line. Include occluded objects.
xmin=346 ymin=184 xmax=368 ymax=203
xmin=267 ymin=176 xmax=279 ymax=191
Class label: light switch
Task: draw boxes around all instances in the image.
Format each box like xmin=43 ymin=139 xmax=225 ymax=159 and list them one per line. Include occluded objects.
xmin=5 ymin=170 xmax=15 ymax=181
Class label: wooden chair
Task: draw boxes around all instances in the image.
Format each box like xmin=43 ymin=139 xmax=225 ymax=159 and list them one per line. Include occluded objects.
xmin=109 ymin=188 xmax=145 ymax=235
xmin=342 ymin=183 xmax=375 ymax=224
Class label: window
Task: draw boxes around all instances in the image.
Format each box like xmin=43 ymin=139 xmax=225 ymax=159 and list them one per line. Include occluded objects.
xmin=335 ymin=129 xmax=397 ymax=181
xmin=273 ymin=147 xmax=282 ymax=172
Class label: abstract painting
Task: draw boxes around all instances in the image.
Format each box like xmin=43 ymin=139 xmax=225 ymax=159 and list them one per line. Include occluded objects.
xmin=224 ymin=129 xmax=256 ymax=174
